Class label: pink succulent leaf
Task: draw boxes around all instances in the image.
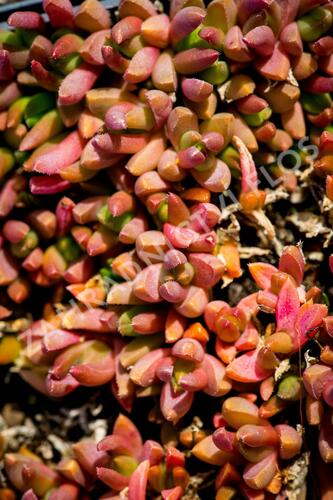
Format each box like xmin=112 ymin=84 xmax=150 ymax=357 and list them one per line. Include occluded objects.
xmin=128 ymin=459 xmax=150 ymax=500
xmin=58 ymin=64 xmax=102 ymax=105
xmin=97 ymin=467 xmax=130 ymax=490
xmin=72 ymin=439 xmax=109 ymax=477
xmin=42 ymin=329 xmax=81 ymax=353
xmin=48 ymin=484 xmax=80 ymax=500
xmin=160 ymin=381 xmax=194 ymax=423
xmin=235 ymin=321 xmax=260 ymax=351
xmin=226 ymin=349 xmax=273 ymax=383
xmin=278 ymin=245 xmax=305 ymax=286
xmin=141 ymin=440 xmax=164 ymax=466
xmin=237 ymin=293 xmax=259 ymax=320
xmin=293 ymin=303 xmax=328 ymax=351
xmin=31 ymin=131 xmax=86 ymax=175
xmin=21 ymin=490 xmax=38 ymax=500
xmin=97 ymin=434 xmax=134 ymax=455
xmin=69 ymin=351 xmax=115 ymax=386
xmin=232 ymin=135 xmax=258 ymax=193
xmin=162 ymin=486 xmax=183 ymax=500
xmin=46 ymin=373 xmax=80 ymax=397
xmin=112 ymin=414 xmax=143 ymax=460
xmin=276 ymin=278 xmax=300 ymax=335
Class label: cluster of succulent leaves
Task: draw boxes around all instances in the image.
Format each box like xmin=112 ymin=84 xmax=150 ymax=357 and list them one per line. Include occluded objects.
xmin=1 ymin=0 xmax=333 ymax=498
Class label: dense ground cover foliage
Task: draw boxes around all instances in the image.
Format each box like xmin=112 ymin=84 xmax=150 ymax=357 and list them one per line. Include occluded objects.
xmin=1 ymin=0 xmax=333 ymax=497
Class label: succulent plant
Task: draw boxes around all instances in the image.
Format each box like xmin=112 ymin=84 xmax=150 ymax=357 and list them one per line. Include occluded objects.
xmin=1 ymin=0 xmax=333 ymax=497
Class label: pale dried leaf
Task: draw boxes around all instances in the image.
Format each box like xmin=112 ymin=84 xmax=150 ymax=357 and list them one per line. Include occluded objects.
xmin=286 ymin=69 xmax=299 ymax=87
xmin=282 ymin=452 xmax=310 ymax=500
xmin=217 ymin=81 xmax=233 ymax=103
xmin=287 ymin=212 xmax=333 ymax=247
xmin=304 ymin=349 xmax=318 ymax=368
xmin=274 ymin=359 xmax=291 ymax=381
xmin=239 ymin=247 xmax=271 ymax=259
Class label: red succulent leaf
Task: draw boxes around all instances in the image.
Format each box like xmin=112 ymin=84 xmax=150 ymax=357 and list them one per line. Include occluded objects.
xmin=29 ymin=175 xmax=71 ymax=195
xmin=43 ymin=0 xmax=74 ymax=28
xmin=165 ymin=447 xmax=185 ymax=469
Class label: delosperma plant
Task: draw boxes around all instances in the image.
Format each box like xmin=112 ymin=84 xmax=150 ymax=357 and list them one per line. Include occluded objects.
xmin=1 ymin=0 xmax=333 ymax=497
